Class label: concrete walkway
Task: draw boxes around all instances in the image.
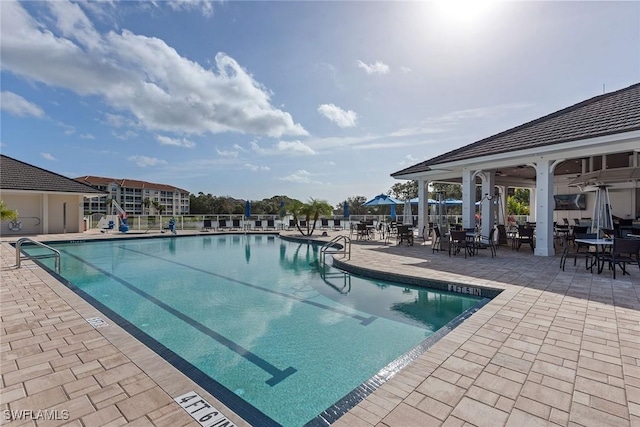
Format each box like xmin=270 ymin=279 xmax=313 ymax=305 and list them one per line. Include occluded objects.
xmin=1 ymin=231 xmax=639 ymax=426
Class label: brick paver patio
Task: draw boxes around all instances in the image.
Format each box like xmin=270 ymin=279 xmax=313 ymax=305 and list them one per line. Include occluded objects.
xmin=1 ymin=231 xmax=639 ymax=426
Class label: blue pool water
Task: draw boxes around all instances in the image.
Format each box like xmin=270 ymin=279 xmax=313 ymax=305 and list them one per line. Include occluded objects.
xmin=25 ymin=235 xmax=483 ymax=426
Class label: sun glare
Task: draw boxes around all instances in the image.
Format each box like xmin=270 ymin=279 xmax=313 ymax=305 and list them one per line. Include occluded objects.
xmin=434 ymin=0 xmax=496 ymax=26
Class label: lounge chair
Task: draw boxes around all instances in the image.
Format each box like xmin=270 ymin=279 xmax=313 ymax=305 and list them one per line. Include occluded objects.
xmin=232 ymin=219 xmax=241 ymax=230
xmin=202 ymin=219 xmax=212 ymax=231
xmin=218 ymin=219 xmax=230 ymax=231
xmin=320 ymin=219 xmax=329 ymax=229
xmin=333 ymin=219 xmax=342 ymax=230
xmin=266 ymin=219 xmax=276 ymax=230
xmin=288 ymin=219 xmax=296 ymax=230
xmin=254 ymin=220 xmax=263 ymax=230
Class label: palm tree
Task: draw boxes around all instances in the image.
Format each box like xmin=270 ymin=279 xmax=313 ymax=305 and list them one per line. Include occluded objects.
xmin=306 ymin=198 xmax=333 ymax=235
xmin=0 ymin=200 xmax=18 ymax=221
xmin=286 ymin=198 xmax=332 ymax=236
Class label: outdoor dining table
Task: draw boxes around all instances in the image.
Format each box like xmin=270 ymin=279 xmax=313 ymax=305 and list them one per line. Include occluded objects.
xmin=573 ymin=238 xmax=613 ymax=273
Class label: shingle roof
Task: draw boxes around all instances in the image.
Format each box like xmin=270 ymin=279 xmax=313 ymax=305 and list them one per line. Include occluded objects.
xmin=0 ymin=155 xmax=106 ymax=195
xmin=392 ymin=82 xmax=640 ymax=177
xmin=75 ymin=176 xmax=189 ymax=193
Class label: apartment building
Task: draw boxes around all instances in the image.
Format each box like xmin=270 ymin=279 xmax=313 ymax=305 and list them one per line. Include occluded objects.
xmin=75 ymin=176 xmax=190 ymax=216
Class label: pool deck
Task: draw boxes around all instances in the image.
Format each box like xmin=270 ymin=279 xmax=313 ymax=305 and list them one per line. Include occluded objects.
xmin=1 ymin=230 xmax=639 ymax=426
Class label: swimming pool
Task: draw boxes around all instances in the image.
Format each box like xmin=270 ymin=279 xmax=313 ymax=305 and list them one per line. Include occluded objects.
xmin=25 ymin=235 xmax=485 ymax=426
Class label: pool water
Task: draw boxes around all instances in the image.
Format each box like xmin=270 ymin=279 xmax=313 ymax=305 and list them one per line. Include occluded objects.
xmin=25 ymin=235 xmax=483 ymax=426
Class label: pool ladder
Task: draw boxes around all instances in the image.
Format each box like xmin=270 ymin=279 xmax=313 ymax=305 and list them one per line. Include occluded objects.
xmin=320 ymin=235 xmax=351 ymax=266
xmin=15 ymin=238 xmax=61 ymax=274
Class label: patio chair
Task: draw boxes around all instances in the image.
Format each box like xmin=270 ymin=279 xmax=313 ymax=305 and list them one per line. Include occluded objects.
xmin=356 ymin=223 xmax=369 ymax=240
xmin=218 ymin=219 xmax=230 ymax=231
xmin=320 ymin=219 xmax=329 ymax=229
xmin=232 ymin=219 xmax=241 ymax=230
xmin=288 ymin=219 xmax=296 ymax=230
xmin=266 ymin=219 xmax=276 ymax=230
xmin=397 ymin=225 xmax=413 ymax=246
xmin=570 ymin=226 xmax=589 ymax=247
xmin=560 ymin=234 xmax=583 ymax=271
xmin=475 ymin=227 xmax=498 ymax=258
xmin=598 ymin=238 xmax=640 ymax=280
xmin=333 ymin=219 xmax=342 ymax=230
xmin=432 ymin=226 xmax=443 ymax=253
xmin=596 ymin=238 xmax=640 ymax=279
xmin=573 ymin=218 xmax=581 ymax=226
xmin=516 ymin=226 xmax=535 ymax=251
xmin=574 ymin=232 xmax=597 ymax=269
xmin=202 ymin=219 xmax=212 ymax=231
xmin=254 ymin=220 xmax=263 ymax=230
xmin=449 ymin=230 xmax=471 ymax=258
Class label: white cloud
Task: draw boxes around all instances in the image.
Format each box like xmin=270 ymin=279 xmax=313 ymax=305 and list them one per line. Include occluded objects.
xmin=40 ymin=152 xmax=57 ymax=161
xmin=356 ymin=60 xmax=390 ymax=75
xmin=251 ymin=140 xmax=316 ymax=156
xmin=79 ymin=133 xmax=95 ymax=139
xmin=399 ymin=154 xmax=419 ymax=166
xmin=156 ymin=135 xmax=195 ymax=148
xmin=401 ymin=66 xmax=412 ymax=74
xmin=164 ymin=0 xmax=215 ymax=16
xmin=317 ymin=104 xmax=358 ymax=128
xmin=127 ymin=155 xmax=167 ymax=167
xmin=0 ymin=91 xmax=45 ymax=118
xmin=216 ymin=148 xmax=238 ymax=157
xmin=232 ymin=143 xmax=246 ymax=152
xmin=113 ymin=130 xmax=138 ymax=140
xmin=1 ymin=0 xmax=307 ymax=138
xmin=276 ymin=140 xmax=317 ymax=155
xmin=244 ymin=163 xmax=270 ymax=172
xmin=278 ymin=170 xmax=320 ymax=184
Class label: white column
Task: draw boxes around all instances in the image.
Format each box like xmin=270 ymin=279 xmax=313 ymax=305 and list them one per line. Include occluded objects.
xmin=418 ymin=179 xmax=426 ymax=235
xmin=529 ymin=189 xmax=536 ymax=222
xmin=496 ymin=185 xmax=506 ymax=225
xmin=534 ymin=159 xmax=556 ymax=256
xmin=42 ymin=194 xmax=49 ymax=234
xmin=461 ymin=168 xmax=475 ymax=229
xmin=481 ymin=171 xmax=495 ymax=238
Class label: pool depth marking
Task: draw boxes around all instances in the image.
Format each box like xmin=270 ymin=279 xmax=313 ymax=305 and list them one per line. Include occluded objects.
xmin=120 ymin=245 xmax=377 ymax=326
xmin=59 ymin=249 xmax=296 ymax=386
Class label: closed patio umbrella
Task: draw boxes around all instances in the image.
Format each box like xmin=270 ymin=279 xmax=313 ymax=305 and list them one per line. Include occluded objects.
xmin=403 ymin=200 xmax=412 ymax=224
xmin=343 ymin=201 xmax=350 ymax=218
xmin=244 ymin=200 xmax=251 ymax=229
xmin=390 ymin=204 xmax=397 ymax=220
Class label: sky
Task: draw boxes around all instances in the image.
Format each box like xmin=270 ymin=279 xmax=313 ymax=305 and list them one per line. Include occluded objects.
xmin=1 ymin=0 xmax=639 ymax=207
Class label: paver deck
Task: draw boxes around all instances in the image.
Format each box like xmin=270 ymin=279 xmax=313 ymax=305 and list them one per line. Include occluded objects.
xmin=1 ymin=230 xmax=639 ymax=426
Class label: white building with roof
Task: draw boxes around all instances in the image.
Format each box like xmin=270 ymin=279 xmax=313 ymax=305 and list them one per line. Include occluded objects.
xmin=392 ymin=83 xmax=640 ymax=256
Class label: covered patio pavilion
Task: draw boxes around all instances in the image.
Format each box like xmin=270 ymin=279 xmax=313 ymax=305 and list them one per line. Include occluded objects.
xmin=392 ymin=83 xmax=640 ymax=256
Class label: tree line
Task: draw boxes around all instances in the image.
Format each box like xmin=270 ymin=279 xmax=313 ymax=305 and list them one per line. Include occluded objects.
xmin=189 ymin=181 xmax=530 ymax=217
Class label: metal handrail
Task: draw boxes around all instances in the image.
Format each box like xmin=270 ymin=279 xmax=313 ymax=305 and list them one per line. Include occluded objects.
xmin=320 ymin=235 xmax=351 ymax=265
xmin=15 ymin=238 xmax=61 ymax=274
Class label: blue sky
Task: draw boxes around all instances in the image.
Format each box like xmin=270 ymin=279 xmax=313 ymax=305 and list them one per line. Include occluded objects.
xmin=1 ymin=1 xmax=638 ymax=206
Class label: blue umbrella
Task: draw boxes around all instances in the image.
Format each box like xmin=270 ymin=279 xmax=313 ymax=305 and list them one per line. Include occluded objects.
xmin=343 ymin=201 xmax=350 ymax=218
xmin=363 ymin=194 xmax=401 ymax=206
xmin=245 ymin=200 xmax=251 ymax=218
xmin=390 ymin=204 xmax=397 ymax=220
